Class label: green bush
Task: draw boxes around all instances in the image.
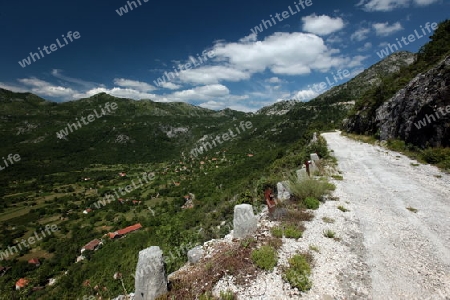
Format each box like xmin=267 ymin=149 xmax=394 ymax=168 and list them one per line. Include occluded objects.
xmin=304 ymin=197 xmax=320 ymax=210
xmin=303 ymin=135 xmax=329 ymax=160
xmin=287 ymin=175 xmax=335 ymax=201
xmin=198 ymin=292 xmax=215 ymax=300
xmin=323 ymin=229 xmax=336 ymax=238
xmin=251 ymin=245 xmax=278 ymax=271
xmin=337 ymin=205 xmax=349 ymax=212
xmin=270 ymin=226 xmax=284 ymax=238
xmin=421 ymin=147 xmax=450 ymax=164
xmin=283 ymin=254 xmax=312 ymax=291
xmin=331 ymin=175 xmax=343 ymax=180
xmin=284 ymin=225 xmax=303 ymax=239
xmin=271 ymin=224 xmax=303 ymax=239
xmin=387 ymin=139 xmax=406 ymax=152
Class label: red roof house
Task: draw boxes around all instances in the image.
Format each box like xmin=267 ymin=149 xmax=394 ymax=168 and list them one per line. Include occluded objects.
xmin=28 ymin=258 xmax=40 ymax=267
xmin=16 ymin=278 xmax=29 ymax=290
xmin=81 ymin=239 xmax=103 ymax=253
xmin=108 ymin=223 xmax=142 ymax=239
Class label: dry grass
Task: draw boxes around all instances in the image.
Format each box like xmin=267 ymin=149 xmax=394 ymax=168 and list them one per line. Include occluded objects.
xmin=163 ymin=241 xmax=258 ymax=299
xmin=260 ymin=235 xmax=283 ymax=250
xmin=274 ymin=201 xmax=314 ymax=222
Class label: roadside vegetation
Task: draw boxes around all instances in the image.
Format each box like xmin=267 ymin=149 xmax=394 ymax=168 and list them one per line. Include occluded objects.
xmin=282 ymin=253 xmax=313 ymax=292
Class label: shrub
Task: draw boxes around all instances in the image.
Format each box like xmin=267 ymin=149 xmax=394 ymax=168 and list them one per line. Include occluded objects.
xmin=285 ymin=209 xmax=314 ymax=222
xmin=331 ymin=175 xmax=343 ymax=180
xmin=421 ymin=147 xmax=450 ymax=164
xmin=240 ymin=237 xmax=255 ymax=248
xmin=337 ymin=205 xmax=349 ymax=212
xmin=309 ymin=245 xmax=319 ymax=252
xmin=271 ymin=227 xmax=284 ymax=238
xmin=322 ymin=217 xmax=335 ymax=223
xmin=287 ymin=176 xmax=335 ymax=201
xmin=251 ymin=245 xmax=278 ymax=271
xmin=323 ymin=229 xmax=336 ymax=238
xmin=265 ymin=236 xmax=283 ymax=250
xmin=271 ymin=224 xmax=303 ymax=239
xmin=387 ymin=139 xmax=406 ymax=152
xmin=303 ymin=135 xmax=329 ymax=160
xmin=198 ymin=292 xmax=215 ymax=300
xmin=283 ymin=254 xmax=312 ymax=291
xmin=304 ymin=197 xmax=320 ymax=210
xmin=284 ymin=225 xmax=302 ymax=239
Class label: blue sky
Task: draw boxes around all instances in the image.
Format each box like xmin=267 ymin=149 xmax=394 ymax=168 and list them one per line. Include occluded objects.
xmin=0 ymin=0 xmax=448 ymax=112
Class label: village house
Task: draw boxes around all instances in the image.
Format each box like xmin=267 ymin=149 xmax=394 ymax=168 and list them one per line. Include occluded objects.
xmin=15 ymin=278 xmax=29 ymax=290
xmin=80 ymin=239 xmax=103 ymax=254
xmin=108 ymin=223 xmax=142 ymax=239
xmin=28 ymin=258 xmax=40 ymax=267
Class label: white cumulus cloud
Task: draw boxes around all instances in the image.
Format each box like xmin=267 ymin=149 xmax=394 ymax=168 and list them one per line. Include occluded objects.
xmin=373 ymin=22 xmax=403 ymax=36
xmin=212 ymin=32 xmax=353 ymax=75
xmin=351 ymin=28 xmax=371 ymax=41
xmin=159 ymin=82 xmax=182 ymax=90
xmin=178 ymin=66 xmax=251 ymax=85
xmin=302 ymin=14 xmax=345 ymax=36
xmin=113 ymin=78 xmax=157 ymax=92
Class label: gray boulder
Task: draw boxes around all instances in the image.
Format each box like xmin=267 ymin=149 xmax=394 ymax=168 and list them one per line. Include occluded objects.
xmin=297 ymin=168 xmax=308 ymax=181
xmin=134 ymin=246 xmax=167 ymax=300
xmin=187 ymin=246 xmax=204 ymax=264
xmin=233 ymin=204 xmax=257 ymax=239
xmin=277 ymin=181 xmax=291 ymax=201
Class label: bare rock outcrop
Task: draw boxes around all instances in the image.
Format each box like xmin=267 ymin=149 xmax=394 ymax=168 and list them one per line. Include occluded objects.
xmin=376 ymin=56 xmax=450 ymax=148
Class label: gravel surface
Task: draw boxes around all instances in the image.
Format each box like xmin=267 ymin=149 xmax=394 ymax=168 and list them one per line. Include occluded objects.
xmin=322 ymin=131 xmax=450 ymax=300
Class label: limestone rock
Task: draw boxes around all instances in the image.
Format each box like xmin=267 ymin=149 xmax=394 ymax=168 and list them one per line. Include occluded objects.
xmin=277 ymin=181 xmax=291 ymax=201
xmin=187 ymin=246 xmax=204 ymax=264
xmin=233 ymin=204 xmax=257 ymax=239
xmin=297 ymin=168 xmax=308 ymax=181
xmin=134 ymin=246 xmax=167 ymax=300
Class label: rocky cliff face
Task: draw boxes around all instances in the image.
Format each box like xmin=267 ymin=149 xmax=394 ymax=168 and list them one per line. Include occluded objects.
xmin=376 ymin=56 xmax=450 ymax=148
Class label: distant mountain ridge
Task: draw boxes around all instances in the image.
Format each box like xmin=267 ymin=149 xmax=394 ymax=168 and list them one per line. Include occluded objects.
xmin=256 ymin=51 xmax=416 ymax=117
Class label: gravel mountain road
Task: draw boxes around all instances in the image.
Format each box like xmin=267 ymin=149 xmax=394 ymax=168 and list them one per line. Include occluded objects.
xmin=322 ymin=132 xmax=450 ymax=300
